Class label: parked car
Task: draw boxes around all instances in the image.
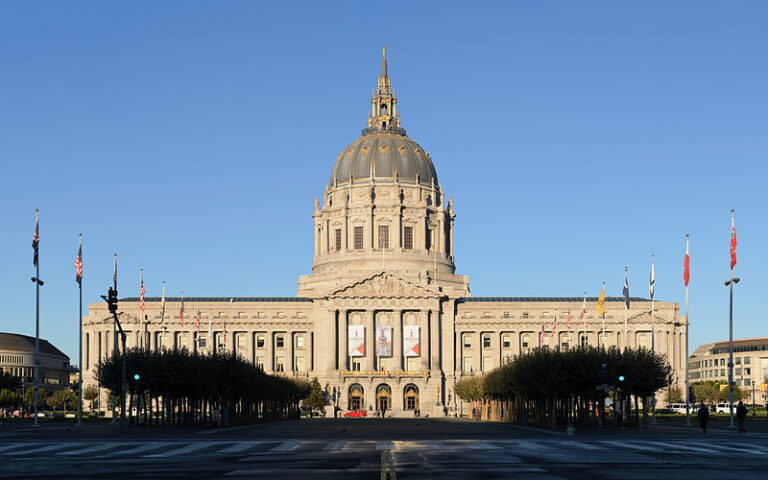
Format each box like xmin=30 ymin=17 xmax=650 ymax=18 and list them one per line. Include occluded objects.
xmin=714 ymin=403 xmax=735 ymax=413
xmin=668 ymin=403 xmax=699 ymax=414
xmin=343 ymin=409 xmax=367 ymax=418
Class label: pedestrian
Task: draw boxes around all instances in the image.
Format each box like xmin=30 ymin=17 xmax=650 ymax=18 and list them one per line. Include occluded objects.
xmin=736 ymin=401 xmax=748 ymax=433
xmin=697 ymin=402 xmax=709 ymax=434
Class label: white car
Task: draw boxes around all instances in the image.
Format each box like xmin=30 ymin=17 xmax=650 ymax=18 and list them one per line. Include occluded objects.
xmin=668 ymin=403 xmax=698 ymax=414
xmin=714 ymin=403 xmax=735 ymax=413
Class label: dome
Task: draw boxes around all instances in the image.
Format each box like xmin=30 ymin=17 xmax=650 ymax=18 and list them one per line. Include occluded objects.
xmin=329 ymin=132 xmax=438 ymax=186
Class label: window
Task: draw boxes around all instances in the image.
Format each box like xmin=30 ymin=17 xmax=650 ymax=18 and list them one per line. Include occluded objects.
xmin=295 ymin=357 xmax=305 ymax=372
xmin=351 ymin=358 xmax=362 ymax=371
xmin=721 ymin=358 xmax=726 ymax=366
xmin=426 ymin=228 xmax=433 ymax=250
xmin=482 ymin=356 xmax=492 ymax=372
xmin=745 ymin=378 xmax=751 ymax=386
xmin=463 ymin=335 xmax=472 ymax=349
xmin=257 ymin=335 xmax=265 ymax=348
xmin=276 ymin=335 xmax=285 ymax=348
xmin=502 ymin=335 xmax=511 ymax=349
xmin=275 ymin=357 xmax=285 ymax=372
xmin=198 ymin=335 xmax=207 ymax=349
xmin=296 ymin=335 xmax=305 ymax=348
xmin=354 ymin=226 xmax=364 ymax=250
xmin=580 ymin=334 xmax=589 ymax=347
xmin=483 ymin=335 xmax=491 ymax=348
xmin=721 ymin=369 xmax=725 ymax=376
xmin=736 ymin=357 xmax=741 ymax=365
xmin=744 ymin=357 xmax=751 ymax=365
xmin=403 ymin=226 xmax=413 ymax=250
xmin=462 ymin=356 xmax=473 ymax=373
xmin=378 ymin=225 xmax=389 ymax=249
xmin=335 ymin=229 xmax=342 ymax=252
xmin=745 ymin=368 xmax=751 ymax=375
xmin=237 ymin=334 xmax=246 ymax=348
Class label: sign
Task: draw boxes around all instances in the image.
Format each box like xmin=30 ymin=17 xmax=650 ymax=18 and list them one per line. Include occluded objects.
xmin=376 ymin=326 xmax=392 ymax=357
xmin=348 ymin=325 xmax=365 ymax=357
xmin=403 ymin=325 xmax=420 ymax=357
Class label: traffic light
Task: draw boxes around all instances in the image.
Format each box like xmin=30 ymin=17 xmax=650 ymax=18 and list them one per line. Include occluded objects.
xmin=133 ymin=373 xmax=140 ymax=381
xmin=601 ymin=363 xmax=609 ymax=384
xmin=101 ymin=287 xmax=118 ymax=313
xmin=617 ymin=362 xmax=626 ymax=384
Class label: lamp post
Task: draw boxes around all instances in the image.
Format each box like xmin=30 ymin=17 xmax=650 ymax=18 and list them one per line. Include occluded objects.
xmin=724 ymin=275 xmax=740 ymax=428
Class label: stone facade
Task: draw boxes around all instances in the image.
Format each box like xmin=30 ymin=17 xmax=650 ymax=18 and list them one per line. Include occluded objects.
xmin=81 ymin=48 xmax=686 ymax=417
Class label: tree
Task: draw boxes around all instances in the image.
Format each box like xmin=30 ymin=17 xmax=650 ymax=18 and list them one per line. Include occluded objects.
xmin=0 ymin=389 xmax=22 ymax=409
xmin=24 ymin=388 xmax=48 ymax=411
xmin=693 ymin=382 xmax=718 ymax=404
xmin=302 ymin=378 xmax=326 ymax=417
xmin=0 ymin=372 xmax=21 ymax=391
xmin=83 ymin=385 xmax=99 ymax=412
xmin=718 ymin=385 xmax=743 ymax=402
xmin=665 ymin=386 xmax=683 ymax=404
xmin=49 ymin=389 xmax=77 ymax=412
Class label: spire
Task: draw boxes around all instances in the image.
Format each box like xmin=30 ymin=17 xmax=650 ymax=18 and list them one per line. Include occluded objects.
xmin=381 ymin=45 xmax=388 ymax=78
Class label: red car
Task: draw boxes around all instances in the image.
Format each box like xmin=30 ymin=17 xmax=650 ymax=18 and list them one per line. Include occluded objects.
xmin=344 ymin=409 xmax=367 ymax=418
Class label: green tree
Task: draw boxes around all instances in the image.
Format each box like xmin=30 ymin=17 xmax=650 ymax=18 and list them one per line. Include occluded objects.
xmin=665 ymin=386 xmax=683 ymax=404
xmin=302 ymin=378 xmax=326 ymax=417
xmin=83 ymin=384 xmax=99 ymax=412
xmin=693 ymin=382 xmax=718 ymax=404
xmin=0 ymin=389 xmax=22 ymax=409
xmin=718 ymin=385 xmax=743 ymax=402
xmin=48 ymin=389 xmax=77 ymax=412
xmin=23 ymin=388 xmax=48 ymax=411
xmin=0 ymin=372 xmax=21 ymax=391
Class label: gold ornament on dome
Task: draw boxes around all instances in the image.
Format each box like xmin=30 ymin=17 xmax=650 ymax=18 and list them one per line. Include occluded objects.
xmin=379 ymin=145 xmax=389 ymax=153
xmin=361 ymin=146 xmax=370 ymax=155
xmin=398 ymin=146 xmax=406 ymax=155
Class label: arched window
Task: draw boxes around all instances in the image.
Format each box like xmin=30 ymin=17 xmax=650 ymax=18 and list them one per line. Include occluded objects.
xmin=381 ymin=104 xmax=388 ymax=116
xmin=376 ymin=384 xmax=392 ymax=411
xmin=348 ymin=383 xmax=364 ymax=411
xmin=403 ymin=384 xmax=419 ymax=410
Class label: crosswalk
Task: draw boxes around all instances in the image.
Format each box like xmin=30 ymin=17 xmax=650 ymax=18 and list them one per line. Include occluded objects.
xmin=0 ymin=438 xmax=766 ymax=459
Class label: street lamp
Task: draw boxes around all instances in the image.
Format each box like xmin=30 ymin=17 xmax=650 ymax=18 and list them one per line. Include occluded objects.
xmin=724 ymin=276 xmax=740 ymax=428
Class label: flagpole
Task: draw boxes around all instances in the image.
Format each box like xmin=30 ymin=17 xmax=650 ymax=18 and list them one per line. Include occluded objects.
xmin=77 ymin=234 xmax=83 ymax=426
xmin=726 ymin=209 xmax=738 ymax=428
xmin=32 ymin=210 xmax=41 ymax=427
xmin=139 ymin=269 xmax=144 ymax=351
xmin=685 ymin=234 xmax=691 ymax=426
xmin=601 ymin=281 xmax=606 ymax=350
xmin=582 ymin=291 xmax=586 ymax=348
xmin=651 ymin=253 xmax=657 ymax=425
xmin=624 ymin=266 xmax=628 ymax=351
xmin=111 ymin=253 xmax=117 ymax=423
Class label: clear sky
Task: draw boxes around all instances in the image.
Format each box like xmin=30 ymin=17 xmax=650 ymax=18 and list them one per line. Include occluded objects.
xmin=1 ymin=1 xmax=766 ymax=363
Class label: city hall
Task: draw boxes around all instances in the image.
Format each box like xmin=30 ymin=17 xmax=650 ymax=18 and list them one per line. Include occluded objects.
xmin=82 ymin=49 xmax=686 ymax=417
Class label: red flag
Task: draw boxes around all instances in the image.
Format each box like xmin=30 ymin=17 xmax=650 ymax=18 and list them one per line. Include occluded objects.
xmin=75 ymin=238 xmax=83 ymax=285
xmin=139 ymin=272 xmax=145 ymax=312
xmin=730 ymin=214 xmax=737 ymax=270
xmin=684 ymin=237 xmax=690 ymax=287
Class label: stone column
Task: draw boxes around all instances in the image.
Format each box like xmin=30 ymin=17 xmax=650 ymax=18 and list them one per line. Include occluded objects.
xmin=266 ymin=330 xmax=274 ymax=373
xmin=393 ymin=310 xmax=403 ymax=372
xmin=421 ymin=311 xmax=429 ymax=371
xmin=308 ymin=331 xmax=314 ymax=373
xmin=340 ymin=310 xmax=348 ymax=371
xmin=474 ymin=331 xmax=482 ymax=374
xmin=430 ymin=308 xmax=440 ymax=372
xmin=287 ymin=331 xmax=294 ymax=375
xmin=366 ymin=311 xmax=375 ymax=371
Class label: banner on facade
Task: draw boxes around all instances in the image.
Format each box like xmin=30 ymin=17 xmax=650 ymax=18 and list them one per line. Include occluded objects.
xmin=348 ymin=325 xmax=365 ymax=356
xmin=403 ymin=325 xmax=420 ymax=357
xmin=375 ymin=326 xmax=392 ymax=357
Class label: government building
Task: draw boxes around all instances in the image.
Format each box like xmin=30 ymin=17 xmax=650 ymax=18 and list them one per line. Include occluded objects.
xmin=82 ymin=49 xmax=686 ymax=417
xmin=0 ymin=332 xmax=73 ymax=391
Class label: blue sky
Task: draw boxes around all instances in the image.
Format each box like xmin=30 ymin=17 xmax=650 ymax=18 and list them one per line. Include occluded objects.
xmin=1 ymin=1 xmax=766 ymax=362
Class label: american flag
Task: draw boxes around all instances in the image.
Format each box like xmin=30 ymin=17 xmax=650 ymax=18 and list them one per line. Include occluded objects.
xmin=139 ymin=272 xmax=145 ymax=312
xmin=223 ymin=321 xmax=227 ymax=343
xmin=32 ymin=213 xmax=39 ymax=267
xmin=579 ymin=293 xmax=587 ymax=325
xmin=566 ymin=309 xmax=572 ymax=333
xmin=75 ymin=237 xmax=83 ymax=285
xmin=180 ymin=293 xmax=185 ymax=328
xmin=195 ymin=308 xmax=200 ymax=330
xmin=550 ymin=312 xmax=558 ymax=338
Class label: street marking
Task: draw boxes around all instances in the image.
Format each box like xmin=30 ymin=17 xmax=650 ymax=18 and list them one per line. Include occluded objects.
xmin=653 ymin=441 xmax=712 ymax=453
xmin=510 ymin=440 xmax=545 ymax=450
xmin=565 ymin=442 xmax=605 ymax=450
xmin=680 ymin=442 xmax=766 ymax=455
xmin=376 ymin=441 xmax=395 ymax=450
xmin=58 ymin=442 xmax=123 ymax=456
xmin=269 ymin=440 xmax=303 ymax=452
xmin=6 ymin=442 xmax=84 ymax=456
xmin=0 ymin=443 xmax=41 ymax=453
xmin=146 ymin=442 xmax=219 ymax=457
xmin=116 ymin=442 xmax=171 ymax=456
xmin=600 ymin=441 xmax=659 ymax=452
xmin=471 ymin=441 xmax=502 ymax=450
xmin=322 ymin=441 xmax=347 ymax=451
xmin=218 ymin=441 xmax=265 ymax=454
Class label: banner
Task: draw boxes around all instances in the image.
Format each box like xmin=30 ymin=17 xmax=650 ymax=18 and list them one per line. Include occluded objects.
xmin=403 ymin=325 xmax=420 ymax=357
xmin=348 ymin=325 xmax=365 ymax=357
xmin=375 ymin=326 xmax=392 ymax=357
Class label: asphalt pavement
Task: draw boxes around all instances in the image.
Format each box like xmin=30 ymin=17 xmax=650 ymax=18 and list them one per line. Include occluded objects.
xmin=1 ymin=418 xmax=768 ymax=479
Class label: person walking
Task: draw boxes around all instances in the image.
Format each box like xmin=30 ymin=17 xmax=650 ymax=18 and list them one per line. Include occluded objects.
xmin=697 ymin=402 xmax=709 ymax=434
xmin=736 ymin=401 xmax=748 ymax=433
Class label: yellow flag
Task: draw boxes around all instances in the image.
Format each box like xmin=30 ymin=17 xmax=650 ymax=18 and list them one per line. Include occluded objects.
xmin=595 ymin=287 xmax=605 ymax=316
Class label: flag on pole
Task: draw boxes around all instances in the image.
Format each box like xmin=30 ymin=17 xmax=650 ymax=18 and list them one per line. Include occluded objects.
xmin=113 ymin=254 xmax=117 ymax=286
xmin=550 ymin=312 xmax=558 ymax=338
xmin=566 ymin=309 xmax=572 ymax=333
xmin=684 ymin=238 xmax=690 ymax=287
xmin=649 ymin=257 xmax=655 ymax=300
xmin=223 ymin=320 xmax=227 ymax=344
xmin=207 ymin=312 xmax=212 ymax=344
xmin=32 ymin=213 xmax=39 ymax=267
xmin=595 ymin=287 xmax=605 ymax=316
xmin=540 ymin=323 xmax=546 ymax=343
xmin=195 ymin=308 xmax=200 ymax=330
xmin=579 ymin=293 xmax=587 ymax=325
xmin=75 ymin=239 xmax=83 ymax=285
xmin=623 ymin=269 xmax=630 ymax=310
xmin=139 ymin=272 xmax=145 ymax=312
xmin=160 ymin=282 xmax=166 ymax=328
xmin=180 ymin=293 xmax=185 ymax=328
xmin=730 ymin=213 xmax=737 ymax=270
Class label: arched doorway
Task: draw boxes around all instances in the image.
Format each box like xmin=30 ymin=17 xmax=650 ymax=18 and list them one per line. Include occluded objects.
xmin=403 ymin=384 xmax=419 ymax=411
xmin=376 ymin=384 xmax=391 ymax=411
xmin=348 ymin=384 xmax=364 ymax=411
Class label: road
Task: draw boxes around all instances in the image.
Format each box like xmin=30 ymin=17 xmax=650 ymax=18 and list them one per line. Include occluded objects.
xmin=1 ymin=419 xmax=767 ymax=479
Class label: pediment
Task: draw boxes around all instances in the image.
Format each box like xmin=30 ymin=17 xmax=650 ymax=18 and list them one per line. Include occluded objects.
xmin=329 ymin=272 xmax=440 ymax=299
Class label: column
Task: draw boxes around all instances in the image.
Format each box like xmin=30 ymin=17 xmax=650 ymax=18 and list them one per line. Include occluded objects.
xmin=393 ymin=310 xmax=403 ymax=372
xmin=266 ymin=330 xmax=274 ymax=373
xmin=421 ymin=311 xmax=429 ymax=371
xmin=340 ymin=310 xmax=348 ymax=371
xmin=473 ymin=332 xmax=481 ymax=374
xmin=366 ymin=311 xmax=375 ymax=371
xmin=287 ymin=331 xmax=294 ymax=374
xmin=430 ymin=308 xmax=440 ymax=371
xmin=309 ymin=331 xmax=314 ymax=373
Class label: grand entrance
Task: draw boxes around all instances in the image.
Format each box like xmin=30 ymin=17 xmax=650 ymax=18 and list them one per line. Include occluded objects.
xmin=348 ymin=384 xmax=364 ymax=410
xmin=403 ymin=384 xmax=419 ymax=410
xmin=376 ymin=384 xmax=391 ymax=411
